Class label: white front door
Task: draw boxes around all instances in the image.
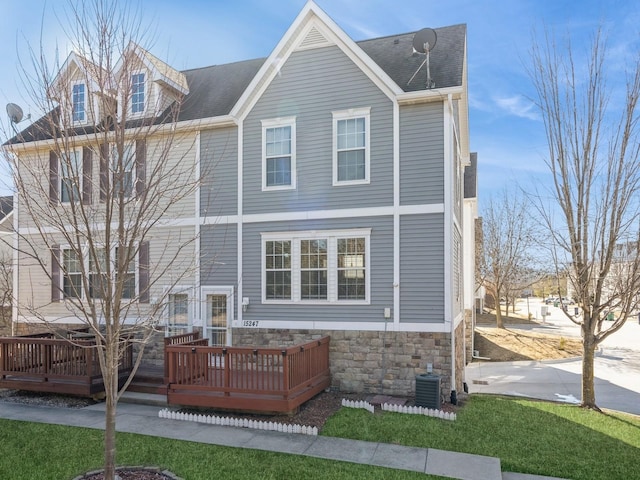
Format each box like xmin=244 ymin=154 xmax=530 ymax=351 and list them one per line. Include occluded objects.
xmin=202 ymin=287 xmax=233 ymax=346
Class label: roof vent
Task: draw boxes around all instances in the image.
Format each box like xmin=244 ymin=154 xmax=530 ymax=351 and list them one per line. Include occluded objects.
xmin=297 ymin=26 xmax=332 ymax=50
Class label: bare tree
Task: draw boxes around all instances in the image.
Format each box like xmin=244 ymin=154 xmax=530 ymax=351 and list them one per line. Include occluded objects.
xmin=529 ymin=28 xmax=640 ymax=410
xmin=3 ymin=1 xmax=199 ymax=477
xmin=0 ymin=252 xmax=11 ymax=333
xmin=478 ymin=190 xmax=535 ymax=328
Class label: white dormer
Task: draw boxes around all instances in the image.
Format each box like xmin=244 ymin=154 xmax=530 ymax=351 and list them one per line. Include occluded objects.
xmin=49 ymin=51 xmax=110 ymax=128
xmin=115 ymin=42 xmax=189 ymax=121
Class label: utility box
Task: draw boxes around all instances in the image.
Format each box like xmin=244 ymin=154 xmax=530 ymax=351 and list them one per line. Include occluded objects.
xmin=415 ymin=374 xmax=441 ymax=409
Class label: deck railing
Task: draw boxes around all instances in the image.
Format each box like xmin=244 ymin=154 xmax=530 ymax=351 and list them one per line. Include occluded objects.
xmin=0 ymin=334 xmax=133 ymax=396
xmin=163 ymin=331 xmax=209 ymax=382
xmin=165 ymin=336 xmax=330 ymax=411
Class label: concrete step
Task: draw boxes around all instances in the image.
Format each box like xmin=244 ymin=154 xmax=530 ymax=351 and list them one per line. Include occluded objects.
xmin=127 ymin=381 xmax=168 ymax=395
xmin=119 ymin=391 xmax=168 ymax=407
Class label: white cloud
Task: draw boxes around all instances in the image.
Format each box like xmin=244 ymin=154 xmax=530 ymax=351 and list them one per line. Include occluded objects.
xmin=494 ymin=95 xmax=539 ymax=121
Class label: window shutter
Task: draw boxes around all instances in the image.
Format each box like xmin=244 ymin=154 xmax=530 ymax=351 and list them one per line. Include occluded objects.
xmin=135 ymin=139 xmax=146 ymax=197
xmin=138 ymin=241 xmax=149 ymax=303
xmin=51 ymin=246 xmax=60 ymax=302
xmin=82 ymin=147 xmax=93 ymax=205
xmin=49 ymin=151 xmax=58 ymax=205
xmin=99 ymin=143 xmax=108 ymax=201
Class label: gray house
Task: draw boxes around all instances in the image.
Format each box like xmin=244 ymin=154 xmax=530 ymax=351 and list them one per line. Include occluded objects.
xmin=9 ymin=1 xmax=476 ymax=402
xmin=189 ymin=2 xmax=475 ymax=399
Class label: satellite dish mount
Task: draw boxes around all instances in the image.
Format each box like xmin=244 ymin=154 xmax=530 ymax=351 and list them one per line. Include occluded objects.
xmin=6 ymin=103 xmax=31 ymax=136
xmin=408 ymin=28 xmax=437 ymax=89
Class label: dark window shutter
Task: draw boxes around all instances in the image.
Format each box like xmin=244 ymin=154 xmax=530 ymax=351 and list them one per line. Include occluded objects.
xmin=135 ymin=139 xmax=146 ymax=197
xmin=138 ymin=241 xmax=149 ymax=303
xmin=49 ymin=151 xmax=58 ymax=205
xmin=82 ymin=147 xmax=93 ymax=205
xmin=99 ymin=143 xmax=109 ymax=201
xmin=51 ymin=246 xmax=60 ymax=302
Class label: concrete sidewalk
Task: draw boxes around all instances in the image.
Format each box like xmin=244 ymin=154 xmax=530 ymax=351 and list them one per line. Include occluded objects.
xmin=0 ymin=397 xmax=569 ymax=480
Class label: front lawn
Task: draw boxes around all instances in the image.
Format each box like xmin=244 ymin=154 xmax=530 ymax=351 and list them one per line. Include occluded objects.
xmin=322 ymin=395 xmax=640 ymax=480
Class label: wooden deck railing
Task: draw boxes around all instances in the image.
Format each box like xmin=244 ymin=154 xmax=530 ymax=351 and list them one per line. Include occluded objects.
xmin=165 ymin=336 xmax=331 ymax=412
xmin=0 ymin=335 xmax=133 ymax=396
xmin=163 ymin=331 xmax=209 ymax=383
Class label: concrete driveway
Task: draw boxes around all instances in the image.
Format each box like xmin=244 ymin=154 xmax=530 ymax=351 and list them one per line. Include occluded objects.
xmin=467 ymin=298 xmax=640 ymax=416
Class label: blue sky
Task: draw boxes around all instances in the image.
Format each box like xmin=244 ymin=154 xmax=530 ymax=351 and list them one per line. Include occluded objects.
xmin=0 ymin=0 xmax=638 ymax=202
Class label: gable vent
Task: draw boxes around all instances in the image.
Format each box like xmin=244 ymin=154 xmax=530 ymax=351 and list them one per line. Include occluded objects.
xmin=297 ymin=26 xmax=332 ymax=50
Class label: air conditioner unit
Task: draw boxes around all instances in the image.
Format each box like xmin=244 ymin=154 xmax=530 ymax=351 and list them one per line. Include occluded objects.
xmin=415 ymin=373 xmax=441 ymax=409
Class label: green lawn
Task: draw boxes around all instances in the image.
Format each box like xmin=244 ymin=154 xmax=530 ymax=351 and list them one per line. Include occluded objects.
xmin=0 ymin=419 xmax=435 ymax=480
xmin=0 ymin=395 xmax=638 ymax=479
xmin=322 ymin=395 xmax=640 ymax=480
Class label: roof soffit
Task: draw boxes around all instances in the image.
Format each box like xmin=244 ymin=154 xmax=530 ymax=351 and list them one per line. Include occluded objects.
xmin=230 ymin=0 xmax=403 ymax=120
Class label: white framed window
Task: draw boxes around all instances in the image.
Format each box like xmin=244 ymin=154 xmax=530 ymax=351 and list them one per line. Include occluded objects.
xmin=262 ymin=117 xmax=296 ymax=190
xmin=60 ymin=149 xmax=82 ymax=203
xmin=131 ymin=72 xmax=145 ymax=114
xmin=62 ymin=248 xmax=82 ymax=299
xmin=86 ymin=246 xmax=138 ymax=300
xmin=111 ymin=143 xmax=135 ymax=198
xmin=262 ymin=228 xmax=370 ymax=304
xmin=72 ymin=82 xmax=86 ymax=123
xmin=332 ymin=107 xmax=370 ymax=185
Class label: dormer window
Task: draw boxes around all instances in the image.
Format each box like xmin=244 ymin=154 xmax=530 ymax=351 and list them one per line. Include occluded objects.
xmin=72 ymin=83 xmax=86 ymax=122
xmin=131 ymin=72 xmax=145 ymax=114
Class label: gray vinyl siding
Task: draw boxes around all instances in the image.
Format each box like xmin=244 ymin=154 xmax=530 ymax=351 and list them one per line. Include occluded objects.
xmin=243 ymin=46 xmax=393 ymax=214
xmin=400 ymin=103 xmax=444 ymax=206
xmin=200 ymin=127 xmax=238 ymax=217
xmin=200 ymin=224 xmax=238 ymax=286
xmin=241 ymin=216 xmax=393 ymax=324
xmin=400 ymin=213 xmax=445 ymax=323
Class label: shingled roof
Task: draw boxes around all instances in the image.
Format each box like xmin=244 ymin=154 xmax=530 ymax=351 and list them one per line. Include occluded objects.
xmin=8 ymin=23 xmax=466 ymax=144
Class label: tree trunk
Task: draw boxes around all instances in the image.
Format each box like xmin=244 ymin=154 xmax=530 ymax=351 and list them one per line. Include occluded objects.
xmin=495 ymin=305 xmax=504 ymax=328
xmin=581 ymin=336 xmax=599 ymax=410
xmin=103 ymin=345 xmax=118 ymax=480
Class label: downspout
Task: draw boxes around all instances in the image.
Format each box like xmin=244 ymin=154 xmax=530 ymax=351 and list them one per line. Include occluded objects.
xmin=12 ymin=191 xmax=18 ymax=336
xmin=447 ymin=93 xmax=457 ymax=405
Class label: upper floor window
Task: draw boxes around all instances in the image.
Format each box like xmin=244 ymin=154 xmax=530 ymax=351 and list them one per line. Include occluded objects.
xmin=333 ymin=108 xmax=370 ymax=185
xmin=62 ymin=248 xmax=82 ymax=299
xmin=60 ymin=149 xmax=82 ymax=203
xmin=111 ymin=144 xmax=135 ymax=198
xmin=262 ymin=229 xmax=370 ymax=304
xmin=131 ymin=73 xmax=145 ymax=114
xmin=262 ymin=117 xmax=296 ymax=190
xmin=72 ymin=83 xmax=86 ymax=122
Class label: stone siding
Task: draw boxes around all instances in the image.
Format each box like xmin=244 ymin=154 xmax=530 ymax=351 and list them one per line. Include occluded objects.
xmin=454 ymin=320 xmax=465 ymax=393
xmin=233 ymin=328 xmax=454 ymax=397
xmin=464 ymin=308 xmax=474 ymax=363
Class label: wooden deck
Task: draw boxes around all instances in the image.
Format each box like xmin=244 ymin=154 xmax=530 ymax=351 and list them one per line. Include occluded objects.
xmin=0 ymin=332 xmax=133 ymax=397
xmin=165 ymin=336 xmax=331 ymax=413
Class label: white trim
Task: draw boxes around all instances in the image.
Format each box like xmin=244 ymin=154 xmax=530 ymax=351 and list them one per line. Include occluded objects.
xmin=396 ymin=86 xmax=464 ymax=105
xmin=201 ymin=285 xmax=234 ymax=346
xmin=17 ymin=203 xmax=446 ymax=235
xmin=261 ymin=116 xmax=297 ymax=191
xmin=237 ymin=121 xmax=244 ymax=323
xmin=332 ymin=107 xmax=370 ymax=186
xmin=194 ymin=131 xmax=201 ymax=328
xmin=261 ymin=228 xmax=371 ymax=305
xmin=230 ymin=2 xmax=402 ymax=121
xmin=59 ymin=147 xmax=83 ymax=204
xmin=71 ymin=81 xmax=88 ymax=126
xmin=163 ymin=285 xmax=194 ymax=334
xmin=129 ymin=70 xmax=147 ymax=119
xmin=443 ymin=99 xmax=452 ymax=333
xmin=393 ymin=99 xmax=400 ymax=326
xmin=231 ymin=319 xmax=451 ymax=333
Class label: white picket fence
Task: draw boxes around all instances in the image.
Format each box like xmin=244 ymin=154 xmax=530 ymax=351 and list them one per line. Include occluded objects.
xmin=158 ymin=408 xmax=319 ymax=436
xmin=341 ymin=398 xmax=375 ymax=413
xmin=381 ymin=403 xmax=456 ymax=421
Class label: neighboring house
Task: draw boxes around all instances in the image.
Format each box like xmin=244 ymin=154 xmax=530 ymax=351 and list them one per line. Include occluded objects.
xmin=0 ymin=196 xmax=12 ymax=332
xmin=8 ymin=1 xmax=476 ymax=399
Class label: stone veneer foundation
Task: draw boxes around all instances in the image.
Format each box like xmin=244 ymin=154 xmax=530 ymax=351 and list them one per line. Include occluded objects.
xmin=232 ymin=328 xmax=461 ymax=397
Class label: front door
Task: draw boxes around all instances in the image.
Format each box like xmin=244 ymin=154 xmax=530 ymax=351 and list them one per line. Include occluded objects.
xmin=166 ymin=291 xmax=192 ymax=336
xmin=202 ymin=287 xmax=233 ymax=347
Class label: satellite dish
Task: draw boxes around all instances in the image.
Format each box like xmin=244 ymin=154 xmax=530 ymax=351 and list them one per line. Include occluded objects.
xmin=6 ymin=103 xmax=24 ymax=124
xmin=408 ymin=28 xmax=438 ymax=88
xmin=412 ymin=28 xmax=437 ymax=53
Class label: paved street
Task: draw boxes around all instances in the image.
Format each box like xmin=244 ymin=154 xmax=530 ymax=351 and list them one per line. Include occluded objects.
xmin=467 ymin=298 xmax=640 ymax=415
